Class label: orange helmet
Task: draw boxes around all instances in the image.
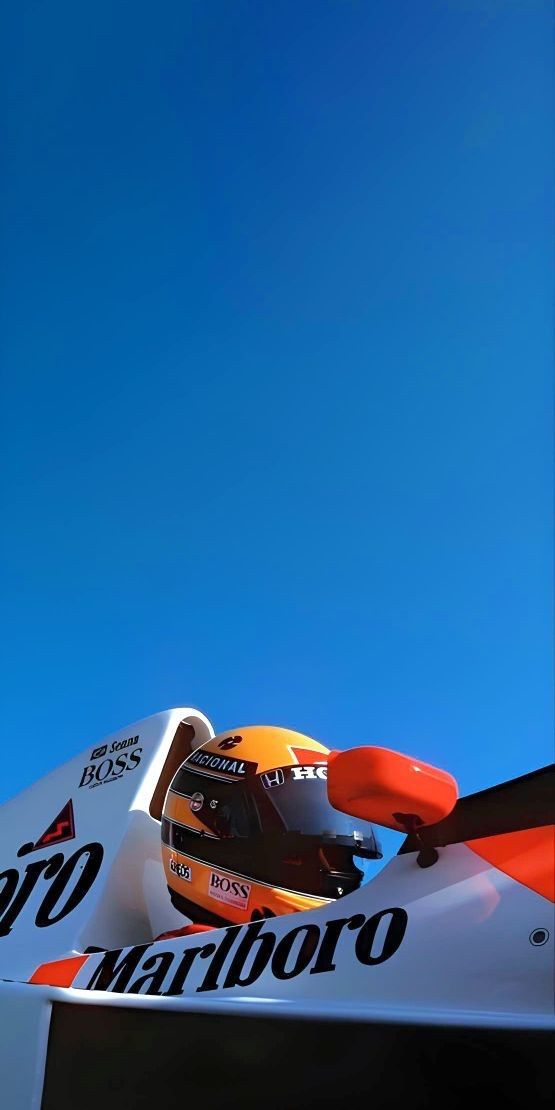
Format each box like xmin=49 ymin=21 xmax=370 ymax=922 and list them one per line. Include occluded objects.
xmin=161 ymin=726 xmax=382 ymax=927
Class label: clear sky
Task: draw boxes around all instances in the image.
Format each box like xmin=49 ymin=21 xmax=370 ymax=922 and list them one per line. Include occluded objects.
xmin=1 ymin=0 xmax=553 ymax=852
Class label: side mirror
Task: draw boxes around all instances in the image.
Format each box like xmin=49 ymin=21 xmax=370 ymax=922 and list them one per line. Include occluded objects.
xmin=327 ymin=746 xmax=458 ymax=834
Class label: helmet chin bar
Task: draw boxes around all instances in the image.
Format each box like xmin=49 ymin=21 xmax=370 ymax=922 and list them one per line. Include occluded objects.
xmin=168 ymin=831 xmax=374 ymax=905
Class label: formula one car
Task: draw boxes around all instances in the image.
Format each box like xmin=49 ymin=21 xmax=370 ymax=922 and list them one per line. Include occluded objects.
xmin=0 ymin=707 xmax=553 ymax=1109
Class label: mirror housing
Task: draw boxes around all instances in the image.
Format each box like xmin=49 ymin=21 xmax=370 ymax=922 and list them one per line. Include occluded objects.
xmin=327 ymin=746 xmax=458 ymax=833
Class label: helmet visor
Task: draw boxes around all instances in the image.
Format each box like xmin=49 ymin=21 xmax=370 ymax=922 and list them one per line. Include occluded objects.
xmin=252 ymin=764 xmax=382 ymax=859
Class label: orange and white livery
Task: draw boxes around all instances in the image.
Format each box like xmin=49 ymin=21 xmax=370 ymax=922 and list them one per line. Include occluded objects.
xmin=0 ymin=707 xmax=552 ymax=1109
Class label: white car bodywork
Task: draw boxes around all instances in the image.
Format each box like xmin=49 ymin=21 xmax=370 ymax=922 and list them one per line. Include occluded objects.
xmin=0 ymin=708 xmax=553 ymax=1109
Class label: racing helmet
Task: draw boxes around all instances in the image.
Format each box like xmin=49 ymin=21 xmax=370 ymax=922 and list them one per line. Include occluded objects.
xmin=161 ymin=726 xmax=382 ymax=927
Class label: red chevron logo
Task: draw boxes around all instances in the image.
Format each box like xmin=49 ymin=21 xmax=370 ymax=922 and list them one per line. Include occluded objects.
xmin=34 ymin=800 xmax=76 ymax=851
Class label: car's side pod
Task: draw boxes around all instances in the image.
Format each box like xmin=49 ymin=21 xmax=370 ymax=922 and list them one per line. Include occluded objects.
xmin=327 ymin=746 xmax=459 ymax=867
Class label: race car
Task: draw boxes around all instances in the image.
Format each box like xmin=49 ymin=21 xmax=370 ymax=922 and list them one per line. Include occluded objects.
xmin=0 ymin=706 xmax=553 ymax=1109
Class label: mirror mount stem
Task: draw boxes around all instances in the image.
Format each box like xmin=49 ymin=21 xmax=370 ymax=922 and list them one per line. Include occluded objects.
xmin=393 ymin=812 xmax=439 ymax=869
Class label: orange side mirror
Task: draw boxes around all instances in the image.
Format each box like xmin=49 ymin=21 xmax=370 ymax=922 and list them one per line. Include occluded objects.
xmin=327 ymin=746 xmax=458 ymax=832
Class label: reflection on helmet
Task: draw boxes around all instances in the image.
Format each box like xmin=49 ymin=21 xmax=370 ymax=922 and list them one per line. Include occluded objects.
xmin=161 ymin=726 xmax=382 ymax=927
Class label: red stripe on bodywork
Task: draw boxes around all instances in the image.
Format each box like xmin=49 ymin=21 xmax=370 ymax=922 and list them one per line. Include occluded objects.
xmin=29 ymin=954 xmax=89 ymax=987
xmin=466 ymin=825 xmax=555 ymax=902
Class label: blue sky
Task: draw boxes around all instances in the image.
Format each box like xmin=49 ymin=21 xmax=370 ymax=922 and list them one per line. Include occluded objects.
xmin=1 ymin=0 xmax=553 ymax=846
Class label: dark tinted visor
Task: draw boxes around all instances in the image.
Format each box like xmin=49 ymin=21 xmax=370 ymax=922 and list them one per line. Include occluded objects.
xmin=170 ymin=763 xmax=381 ymax=857
xmin=252 ymin=764 xmax=381 ymax=859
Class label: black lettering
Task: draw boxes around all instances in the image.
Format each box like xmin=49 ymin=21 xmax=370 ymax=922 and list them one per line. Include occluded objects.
xmin=128 ymin=748 xmax=142 ymax=769
xmin=223 ymin=920 xmax=276 ymax=989
xmin=355 ymin=907 xmax=408 ymax=965
xmin=271 ymin=924 xmax=320 ymax=981
xmin=310 ymin=914 xmax=365 ymax=975
xmin=110 ymin=736 xmax=137 ymax=753
xmin=86 ymin=945 xmax=150 ymax=992
xmin=196 ymin=927 xmax=238 ymax=993
xmin=165 ymin=942 xmax=217 ymax=996
xmin=0 ymin=869 xmax=20 ymax=931
xmin=127 ymin=951 xmax=176 ymax=995
xmin=35 ymin=843 xmax=104 ymax=927
xmin=97 ymin=760 xmax=113 ymax=782
xmin=79 ymin=765 xmax=95 ymax=788
xmin=113 ymin=754 xmax=127 ymax=776
xmin=0 ymin=855 xmax=65 ymax=937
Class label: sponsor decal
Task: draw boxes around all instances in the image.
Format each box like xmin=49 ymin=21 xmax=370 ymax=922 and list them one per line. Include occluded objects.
xmin=218 ymin=735 xmax=242 ymax=750
xmin=261 ymin=768 xmax=285 ymax=789
xmin=78 ymin=747 xmax=142 ymax=789
xmin=291 ymin=748 xmax=329 ymax=766
xmin=291 ymin=765 xmax=327 ymax=781
xmin=169 ymin=859 xmax=192 ymax=882
xmin=91 ymin=735 xmax=138 ymax=761
xmin=83 ymin=906 xmax=408 ymax=996
xmin=208 ymin=871 xmax=251 ymax=910
xmin=0 ymin=842 xmax=104 ymax=937
xmin=186 ymin=750 xmax=256 ymax=777
xmin=189 ymin=792 xmax=204 ymax=813
xmin=17 ymin=800 xmax=76 ymax=857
